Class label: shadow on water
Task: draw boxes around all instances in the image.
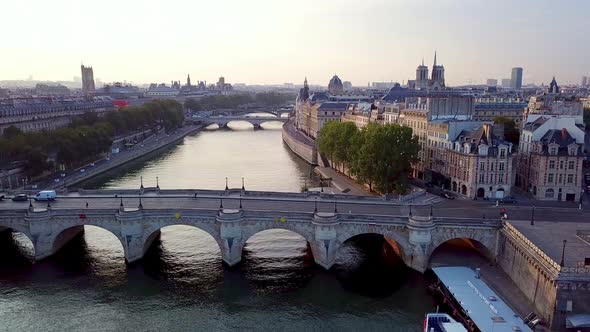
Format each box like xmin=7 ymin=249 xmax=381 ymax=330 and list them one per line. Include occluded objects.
xmin=333 ymin=234 xmax=413 ymax=298
xmin=0 ymin=231 xmax=35 ymax=273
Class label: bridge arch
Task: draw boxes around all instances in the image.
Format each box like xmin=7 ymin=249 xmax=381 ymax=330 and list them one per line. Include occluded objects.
xmin=333 ymin=227 xmax=411 ymax=267
xmin=0 ymin=227 xmax=36 ymax=260
xmin=427 ymin=233 xmax=496 ymax=269
xmin=50 ymin=224 xmax=126 ymax=261
xmin=142 ymin=223 xmax=223 ymax=259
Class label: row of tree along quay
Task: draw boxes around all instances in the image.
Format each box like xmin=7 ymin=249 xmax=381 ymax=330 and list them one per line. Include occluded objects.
xmin=0 ymin=99 xmax=185 ymax=178
xmin=183 ymin=92 xmax=295 ymax=112
xmin=316 ymin=121 xmax=420 ymax=194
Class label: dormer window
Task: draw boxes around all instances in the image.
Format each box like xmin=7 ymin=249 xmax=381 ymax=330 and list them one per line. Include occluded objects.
xmin=499 ymin=149 xmax=506 ymax=157
xmin=549 ymin=147 xmax=557 ymax=155
xmin=569 ymin=146 xmax=578 ymax=156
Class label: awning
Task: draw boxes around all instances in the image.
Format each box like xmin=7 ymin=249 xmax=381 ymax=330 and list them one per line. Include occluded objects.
xmin=566 ymin=314 xmax=590 ymax=328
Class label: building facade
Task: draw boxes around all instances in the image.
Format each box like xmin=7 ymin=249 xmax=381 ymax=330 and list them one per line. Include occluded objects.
xmin=511 ymin=67 xmax=523 ymax=89
xmin=517 ymin=116 xmax=585 ymax=201
xmin=473 ymin=98 xmax=527 ymax=125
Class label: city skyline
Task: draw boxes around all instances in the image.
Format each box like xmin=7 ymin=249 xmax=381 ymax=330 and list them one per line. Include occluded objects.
xmin=2 ymin=0 xmax=589 ymax=86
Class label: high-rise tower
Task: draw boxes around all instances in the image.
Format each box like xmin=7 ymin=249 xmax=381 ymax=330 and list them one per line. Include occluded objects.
xmin=510 ymin=67 xmax=523 ymax=89
xmin=81 ymin=64 xmax=95 ymax=95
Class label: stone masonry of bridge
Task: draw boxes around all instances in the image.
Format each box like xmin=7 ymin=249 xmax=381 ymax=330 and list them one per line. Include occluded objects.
xmin=0 ymin=205 xmax=500 ymax=274
xmin=2 ymin=200 xmax=589 ymax=330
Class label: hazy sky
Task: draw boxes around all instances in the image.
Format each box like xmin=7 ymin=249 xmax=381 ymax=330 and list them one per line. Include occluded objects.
xmin=2 ymin=0 xmax=589 ymax=86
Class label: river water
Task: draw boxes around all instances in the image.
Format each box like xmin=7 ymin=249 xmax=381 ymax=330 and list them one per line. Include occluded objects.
xmin=0 ymin=120 xmax=441 ymax=331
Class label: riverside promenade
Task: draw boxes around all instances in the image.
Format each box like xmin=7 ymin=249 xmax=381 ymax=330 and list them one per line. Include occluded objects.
xmin=17 ymin=124 xmax=205 ymax=192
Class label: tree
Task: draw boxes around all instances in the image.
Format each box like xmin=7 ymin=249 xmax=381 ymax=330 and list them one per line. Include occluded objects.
xmin=316 ymin=121 xmax=339 ymax=165
xmin=2 ymin=125 xmax=22 ymax=139
xmin=493 ymin=116 xmax=520 ymax=145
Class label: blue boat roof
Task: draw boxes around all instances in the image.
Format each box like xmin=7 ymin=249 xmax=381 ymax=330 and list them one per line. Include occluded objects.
xmin=432 ymin=267 xmax=531 ymax=332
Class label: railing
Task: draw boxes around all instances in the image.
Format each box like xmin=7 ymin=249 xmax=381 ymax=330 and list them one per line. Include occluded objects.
xmin=503 ymin=222 xmax=562 ymax=276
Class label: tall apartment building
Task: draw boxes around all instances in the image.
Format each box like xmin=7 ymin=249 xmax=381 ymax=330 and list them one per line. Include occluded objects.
xmin=516 ymin=116 xmax=585 ymax=201
xmin=446 ymin=123 xmax=514 ymax=199
xmin=511 ymin=67 xmax=523 ymax=89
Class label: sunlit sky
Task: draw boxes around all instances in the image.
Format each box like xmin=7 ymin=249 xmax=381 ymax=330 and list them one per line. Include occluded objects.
xmin=2 ymin=0 xmax=589 ymax=86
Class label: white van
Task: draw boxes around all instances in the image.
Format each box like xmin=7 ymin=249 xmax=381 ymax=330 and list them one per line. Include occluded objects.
xmin=34 ymin=190 xmax=57 ymax=201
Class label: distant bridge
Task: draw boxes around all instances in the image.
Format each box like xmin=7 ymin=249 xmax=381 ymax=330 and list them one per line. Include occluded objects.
xmin=204 ymin=115 xmax=288 ymax=128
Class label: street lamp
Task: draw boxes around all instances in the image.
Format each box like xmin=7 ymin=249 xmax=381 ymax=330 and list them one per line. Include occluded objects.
xmin=560 ymin=240 xmax=567 ymax=267
xmin=156 ymin=176 xmax=159 ymax=189
xmin=334 ymin=197 xmax=338 ymax=213
xmin=530 ymin=206 xmax=535 ymax=226
xmin=241 ymin=177 xmax=245 ymax=191
xmin=225 ymin=177 xmax=229 ymax=191
xmin=140 ymin=176 xmax=144 ymax=189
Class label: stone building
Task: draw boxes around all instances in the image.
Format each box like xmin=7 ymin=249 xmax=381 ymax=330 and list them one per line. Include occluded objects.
xmin=341 ymin=102 xmax=377 ymax=129
xmin=517 ymin=116 xmax=585 ymax=201
xmin=473 ymin=97 xmax=527 ymax=125
xmin=328 ymin=75 xmax=344 ymax=95
xmin=81 ymin=64 xmax=95 ymax=96
xmin=446 ymin=123 xmax=514 ymax=199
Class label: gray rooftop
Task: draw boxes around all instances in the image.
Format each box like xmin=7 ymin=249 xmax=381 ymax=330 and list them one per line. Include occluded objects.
xmin=510 ymin=220 xmax=590 ymax=268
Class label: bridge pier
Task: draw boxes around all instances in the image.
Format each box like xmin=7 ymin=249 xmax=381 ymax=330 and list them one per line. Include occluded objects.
xmin=405 ymin=215 xmax=435 ymax=273
xmin=310 ymin=213 xmax=339 ymax=269
xmin=218 ymin=209 xmax=245 ymax=267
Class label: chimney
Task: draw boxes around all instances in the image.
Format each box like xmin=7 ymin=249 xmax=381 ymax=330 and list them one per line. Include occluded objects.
xmin=561 ymin=128 xmax=567 ymax=141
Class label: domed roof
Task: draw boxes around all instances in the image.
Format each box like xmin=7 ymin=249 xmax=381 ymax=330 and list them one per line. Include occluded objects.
xmin=328 ymin=75 xmax=344 ymax=95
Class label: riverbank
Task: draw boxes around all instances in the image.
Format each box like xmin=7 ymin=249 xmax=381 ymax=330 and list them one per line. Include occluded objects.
xmin=23 ymin=124 xmax=204 ymax=192
xmin=281 ymin=120 xmax=317 ymax=165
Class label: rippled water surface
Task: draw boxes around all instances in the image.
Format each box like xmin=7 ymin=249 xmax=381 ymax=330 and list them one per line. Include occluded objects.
xmin=1 ymin=124 xmax=444 ymax=331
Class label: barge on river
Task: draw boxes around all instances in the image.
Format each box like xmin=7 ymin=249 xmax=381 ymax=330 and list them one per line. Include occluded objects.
xmin=429 ymin=266 xmax=532 ymax=332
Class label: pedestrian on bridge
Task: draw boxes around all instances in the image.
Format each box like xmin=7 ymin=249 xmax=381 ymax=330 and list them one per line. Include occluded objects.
xmin=86 ymin=201 xmax=89 ymax=208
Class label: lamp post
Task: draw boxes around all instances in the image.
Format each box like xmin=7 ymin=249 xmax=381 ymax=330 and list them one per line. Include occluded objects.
xmin=530 ymin=206 xmax=535 ymax=226
xmin=140 ymin=176 xmax=144 ymax=189
xmin=334 ymin=197 xmax=338 ymax=214
xmin=560 ymin=240 xmax=567 ymax=267
xmin=241 ymin=177 xmax=245 ymax=191
xmin=225 ymin=177 xmax=228 ymax=191
xmin=220 ymin=198 xmax=224 ymax=209
xmin=314 ymin=199 xmax=318 ymax=213
xmin=156 ymin=176 xmax=159 ymax=189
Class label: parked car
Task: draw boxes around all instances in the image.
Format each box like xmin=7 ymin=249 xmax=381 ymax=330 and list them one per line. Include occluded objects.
xmin=34 ymin=190 xmax=56 ymax=201
xmin=80 ymin=169 xmax=85 ymax=173
xmin=12 ymin=194 xmax=28 ymax=202
xmin=0 ymin=194 xmax=5 ymax=201
xmin=441 ymin=192 xmax=455 ymax=199
xmin=500 ymin=197 xmax=518 ymax=204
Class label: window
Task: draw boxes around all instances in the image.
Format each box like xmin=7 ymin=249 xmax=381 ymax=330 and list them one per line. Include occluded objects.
xmin=550 ymin=147 xmax=557 ymax=155
xmin=480 ymin=162 xmax=485 ymax=171
xmin=568 ymin=161 xmax=575 ymax=170
xmin=548 ymin=173 xmax=554 ymax=183
xmin=499 ymin=162 xmax=505 ymax=171
xmin=558 ymin=174 xmax=563 ymax=184
xmin=499 ymin=174 xmax=504 ymax=184
xmin=560 ymin=161 xmax=564 ymax=169
xmin=490 ymin=162 xmax=494 ymax=171
xmin=567 ymin=174 xmax=573 ymax=184
xmin=479 ymin=174 xmax=485 ymax=183
xmin=500 ymin=149 xmax=506 ymax=157
xmin=549 ymin=160 xmax=555 ymax=169
xmin=545 ymin=188 xmax=555 ymax=198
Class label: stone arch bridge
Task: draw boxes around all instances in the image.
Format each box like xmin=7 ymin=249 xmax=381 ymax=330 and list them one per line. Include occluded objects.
xmin=0 ymin=206 xmax=501 ymax=273
xmin=205 ymin=115 xmax=288 ymax=129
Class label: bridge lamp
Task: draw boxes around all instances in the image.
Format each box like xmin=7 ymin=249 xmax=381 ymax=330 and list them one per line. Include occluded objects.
xmin=530 ymin=206 xmax=535 ymax=225
xmin=560 ymin=240 xmax=567 ymax=267
xmin=242 ymin=177 xmax=245 ymax=191
xmin=220 ymin=199 xmax=224 ymax=209
xmin=314 ymin=199 xmax=318 ymax=214
xmin=138 ymin=196 xmax=143 ymax=209
xmin=225 ymin=177 xmax=229 ymax=191
xmin=334 ymin=197 xmax=338 ymax=214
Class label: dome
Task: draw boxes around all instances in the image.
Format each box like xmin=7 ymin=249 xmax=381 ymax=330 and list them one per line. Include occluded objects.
xmin=328 ymin=75 xmax=344 ymax=95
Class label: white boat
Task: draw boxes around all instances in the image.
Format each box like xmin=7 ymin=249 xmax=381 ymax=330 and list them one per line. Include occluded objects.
xmin=424 ymin=313 xmax=467 ymax=332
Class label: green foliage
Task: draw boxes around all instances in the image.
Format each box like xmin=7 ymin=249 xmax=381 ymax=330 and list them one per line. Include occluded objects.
xmin=184 ymin=92 xmax=293 ymax=112
xmin=2 ymin=125 xmax=22 ymax=139
xmin=318 ymin=121 xmax=420 ymax=194
xmin=0 ymin=100 xmax=184 ymax=175
xmin=493 ymin=116 xmax=520 ymax=144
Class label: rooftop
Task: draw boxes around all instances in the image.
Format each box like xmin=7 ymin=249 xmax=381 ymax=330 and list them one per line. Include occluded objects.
xmin=510 ymin=220 xmax=590 ymax=269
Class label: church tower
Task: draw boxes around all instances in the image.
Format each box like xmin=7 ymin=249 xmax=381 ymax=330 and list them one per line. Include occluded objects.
xmin=430 ymin=51 xmax=445 ymax=89
xmin=187 ymin=74 xmax=191 ymax=87
xmin=415 ymin=58 xmax=429 ymax=90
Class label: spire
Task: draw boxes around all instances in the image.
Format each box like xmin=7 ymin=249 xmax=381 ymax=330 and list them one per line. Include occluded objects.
xmin=433 ymin=51 xmax=437 ymax=67
xmin=421 ymin=57 xmax=424 ymax=66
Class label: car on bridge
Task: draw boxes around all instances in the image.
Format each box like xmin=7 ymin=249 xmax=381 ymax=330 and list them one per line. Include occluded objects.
xmin=500 ymin=197 xmax=517 ymax=204
xmin=12 ymin=193 xmax=29 ymax=202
